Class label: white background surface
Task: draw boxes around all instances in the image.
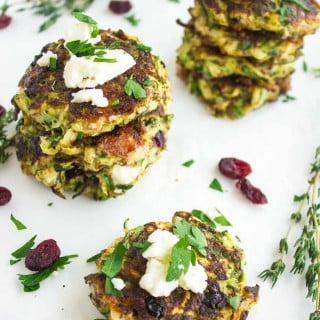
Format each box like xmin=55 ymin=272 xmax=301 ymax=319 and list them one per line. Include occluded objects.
xmin=0 ymin=1 xmax=320 ymax=319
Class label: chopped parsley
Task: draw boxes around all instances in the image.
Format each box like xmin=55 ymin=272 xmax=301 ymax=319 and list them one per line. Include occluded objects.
xmin=135 ymin=43 xmax=152 ymax=52
xmin=10 ymin=235 xmax=37 ymax=265
xmin=10 ymin=214 xmax=27 ymax=230
xmin=110 ymin=99 xmax=120 ymax=106
xmin=209 ymin=178 xmax=224 ymax=192
xmin=143 ymin=78 xmax=153 ymax=87
xmin=124 ymin=78 xmax=146 ymax=99
xmin=303 ymin=61 xmax=308 ymax=72
xmin=48 ymin=57 xmax=57 ymax=71
xmin=86 ymin=252 xmax=102 ymax=263
xmin=182 ymin=159 xmax=195 ymax=167
xmin=282 ymin=94 xmax=296 ymax=103
xmin=125 ymin=14 xmax=140 ymax=26
xmin=227 ymin=296 xmax=241 ymax=309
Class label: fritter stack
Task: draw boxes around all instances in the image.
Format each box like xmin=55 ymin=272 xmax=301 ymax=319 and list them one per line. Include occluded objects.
xmin=13 ymin=24 xmax=172 ymax=200
xmin=177 ymin=0 xmax=320 ymax=118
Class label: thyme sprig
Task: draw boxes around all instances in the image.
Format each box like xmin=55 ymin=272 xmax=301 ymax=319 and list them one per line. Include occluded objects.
xmin=259 ymin=146 xmax=320 ymax=319
xmin=0 ymin=107 xmax=16 ymax=164
xmin=1 ymin=0 xmax=94 ymax=32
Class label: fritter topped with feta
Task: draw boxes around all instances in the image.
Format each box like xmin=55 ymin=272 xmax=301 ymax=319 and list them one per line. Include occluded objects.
xmin=196 ymin=0 xmax=320 ymax=37
xmin=85 ymin=211 xmax=259 ymax=319
xmin=13 ymin=13 xmax=172 ymax=199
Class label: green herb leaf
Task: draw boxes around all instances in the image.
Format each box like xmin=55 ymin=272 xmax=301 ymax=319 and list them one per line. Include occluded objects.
xmin=282 ymin=94 xmax=296 ymax=103
xmin=0 ymin=108 xmax=15 ymax=164
xmin=294 ymin=193 xmax=308 ymax=202
xmin=10 ymin=214 xmax=27 ymax=230
xmin=48 ymin=202 xmax=53 ymax=207
xmin=191 ymin=209 xmax=216 ymax=230
xmin=101 ymin=242 xmax=128 ymax=278
xmin=143 ymin=78 xmax=153 ymax=87
xmin=86 ymin=252 xmax=102 ymax=263
xmin=38 ymin=13 xmax=61 ymax=32
xmin=107 ymin=41 xmax=121 ymax=50
xmin=133 ymin=241 xmax=152 ymax=252
xmin=182 ymin=159 xmax=195 ymax=167
xmin=48 ymin=57 xmax=57 ymax=71
xmin=125 ymin=14 xmax=140 ymax=26
xmin=110 ymin=99 xmax=120 ymax=106
xmin=124 ymin=78 xmax=146 ymax=99
xmin=18 ymin=254 xmax=78 ymax=292
xmin=93 ymin=57 xmax=117 ymax=63
xmin=214 ymin=208 xmax=232 ymax=227
xmin=72 ymin=12 xmax=97 ymax=25
xmin=135 ymin=43 xmax=152 ymax=52
xmin=303 ymin=61 xmax=308 ymax=72
xmin=227 ymin=296 xmax=241 ymax=309
xmin=287 ymin=0 xmax=314 ymax=12
xmin=166 ymin=238 xmax=193 ymax=281
xmin=10 ymin=259 xmax=22 ymax=265
xmin=209 ymin=178 xmax=224 ymax=192
xmin=11 ymin=235 xmax=37 ymax=259
xmin=105 ymin=276 xmax=123 ymax=297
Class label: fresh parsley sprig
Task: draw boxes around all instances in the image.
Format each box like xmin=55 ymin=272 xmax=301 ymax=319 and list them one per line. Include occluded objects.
xmin=259 ymin=146 xmax=320 ymax=319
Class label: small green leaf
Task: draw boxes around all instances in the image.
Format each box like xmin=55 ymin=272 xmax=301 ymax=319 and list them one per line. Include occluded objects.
xmin=124 ymin=78 xmax=146 ymax=99
xmin=86 ymin=252 xmax=102 ymax=263
xmin=48 ymin=57 xmax=57 ymax=71
xmin=10 ymin=259 xmax=21 ymax=265
xmin=10 ymin=214 xmax=27 ymax=230
xmin=47 ymin=202 xmax=53 ymax=207
xmin=209 ymin=178 xmax=223 ymax=192
xmin=227 ymin=296 xmax=241 ymax=309
xmin=182 ymin=159 xmax=195 ymax=167
xmin=133 ymin=241 xmax=152 ymax=252
xmin=214 ymin=209 xmax=232 ymax=227
xmin=282 ymin=94 xmax=296 ymax=103
xmin=101 ymin=242 xmax=128 ymax=278
xmin=110 ymin=99 xmax=120 ymax=106
xmin=143 ymin=78 xmax=153 ymax=87
xmin=191 ymin=209 xmax=216 ymax=230
xmin=105 ymin=276 xmax=123 ymax=297
xmin=303 ymin=61 xmax=308 ymax=72
xmin=135 ymin=43 xmax=152 ymax=52
xmin=294 ymin=193 xmax=308 ymax=202
xmin=72 ymin=12 xmax=97 ymax=25
xmin=137 ymin=158 xmax=144 ymax=167
xmin=125 ymin=14 xmax=140 ymax=26
xmin=11 ymin=235 xmax=37 ymax=259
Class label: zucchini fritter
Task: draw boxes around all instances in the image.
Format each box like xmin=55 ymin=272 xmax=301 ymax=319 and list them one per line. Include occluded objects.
xmin=85 ymin=211 xmax=259 ymax=319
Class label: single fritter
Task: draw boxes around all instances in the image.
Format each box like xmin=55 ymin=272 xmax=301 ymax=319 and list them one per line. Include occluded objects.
xmin=13 ymin=13 xmax=172 ymax=199
xmin=85 ymin=211 xmax=259 ymax=319
xmin=196 ymin=0 xmax=320 ymax=37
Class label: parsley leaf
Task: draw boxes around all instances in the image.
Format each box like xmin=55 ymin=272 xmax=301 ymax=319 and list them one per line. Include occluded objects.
xmin=10 ymin=214 xmax=27 ymax=230
xmin=282 ymin=94 xmax=296 ymax=103
xmin=18 ymin=254 xmax=78 ymax=292
xmin=124 ymin=78 xmax=146 ymax=99
xmin=227 ymin=296 xmax=241 ymax=309
xmin=86 ymin=252 xmax=102 ymax=263
xmin=166 ymin=238 xmax=195 ymax=281
xmin=182 ymin=159 xmax=195 ymax=167
xmin=105 ymin=276 xmax=123 ymax=297
xmin=125 ymin=14 xmax=140 ymax=26
xmin=191 ymin=209 xmax=216 ymax=230
xmin=11 ymin=235 xmax=37 ymax=259
xmin=135 ymin=43 xmax=152 ymax=52
xmin=133 ymin=241 xmax=152 ymax=252
xmin=209 ymin=178 xmax=224 ymax=192
xmin=48 ymin=57 xmax=57 ymax=71
xmin=0 ymin=108 xmax=15 ymax=164
xmin=72 ymin=11 xmax=97 ymax=25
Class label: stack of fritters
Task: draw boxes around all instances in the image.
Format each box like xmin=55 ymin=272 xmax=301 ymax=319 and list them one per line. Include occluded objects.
xmin=177 ymin=0 xmax=320 ymax=118
xmin=13 ymin=29 xmax=172 ymax=200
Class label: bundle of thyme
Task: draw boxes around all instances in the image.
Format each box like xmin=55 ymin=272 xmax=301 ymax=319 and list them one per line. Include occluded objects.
xmin=0 ymin=0 xmax=94 ymax=32
xmin=0 ymin=107 xmax=16 ymax=163
xmin=259 ymin=146 xmax=320 ymax=320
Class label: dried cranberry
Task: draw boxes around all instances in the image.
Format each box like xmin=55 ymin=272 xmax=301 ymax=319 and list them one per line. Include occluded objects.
xmin=203 ymin=283 xmax=227 ymax=309
xmin=236 ymin=179 xmax=268 ymax=204
xmin=109 ymin=0 xmax=132 ymax=14
xmin=0 ymin=186 xmax=12 ymax=206
xmin=0 ymin=14 xmax=12 ymax=29
xmin=153 ymin=131 xmax=165 ymax=148
xmin=218 ymin=158 xmax=252 ymax=179
xmin=25 ymin=239 xmax=61 ymax=271
xmin=145 ymin=296 xmax=164 ymax=318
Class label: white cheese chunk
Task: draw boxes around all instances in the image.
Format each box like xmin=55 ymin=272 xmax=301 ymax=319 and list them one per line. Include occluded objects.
xmin=63 ymin=50 xmax=136 ymax=89
xmin=111 ymin=165 xmax=141 ymax=186
xmin=142 ymin=230 xmax=179 ymax=262
xmin=179 ymin=262 xmax=208 ymax=294
xmin=64 ymin=22 xmax=101 ymax=44
xmin=71 ymin=88 xmax=108 ymax=107
xmin=37 ymin=51 xmax=57 ymax=67
xmin=111 ymin=277 xmax=126 ymax=291
xmin=139 ymin=259 xmax=179 ymax=297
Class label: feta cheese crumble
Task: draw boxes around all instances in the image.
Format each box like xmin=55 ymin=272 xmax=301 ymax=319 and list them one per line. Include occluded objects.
xmin=37 ymin=51 xmax=57 ymax=67
xmin=111 ymin=165 xmax=141 ymax=186
xmin=139 ymin=229 xmax=208 ymax=297
xmin=71 ymin=88 xmax=108 ymax=107
xmin=111 ymin=277 xmax=126 ymax=291
xmin=64 ymin=22 xmax=101 ymax=44
xmin=63 ymin=50 xmax=136 ymax=88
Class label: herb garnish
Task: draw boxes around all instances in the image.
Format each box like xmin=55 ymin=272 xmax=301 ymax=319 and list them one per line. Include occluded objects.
xmin=125 ymin=14 xmax=140 ymax=26
xmin=259 ymin=146 xmax=320 ymax=319
xmin=124 ymin=78 xmax=146 ymax=99
xmin=0 ymin=107 xmax=15 ymax=164
xmin=18 ymin=254 xmax=78 ymax=292
xmin=191 ymin=209 xmax=232 ymax=230
xmin=227 ymin=296 xmax=241 ymax=309
xmin=209 ymin=178 xmax=224 ymax=192
xmin=277 ymin=0 xmax=314 ymax=20
xmin=86 ymin=252 xmax=102 ymax=263
xmin=101 ymin=241 xmax=128 ymax=296
xmin=10 ymin=235 xmax=37 ymax=265
xmin=48 ymin=57 xmax=57 ymax=71
xmin=182 ymin=159 xmax=195 ymax=167
xmin=10 ymin=214 xmax=27 ymax=230
xmin=282 ymin=94 xmax=296 ymax=103
xmin=135 ymin=43 xmax=152 ymax=52
xmin=303 ymin=61 xmax=308 ymax=72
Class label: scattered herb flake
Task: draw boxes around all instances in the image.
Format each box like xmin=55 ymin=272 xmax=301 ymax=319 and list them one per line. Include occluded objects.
xmin=48 ymin=57 xmax=57 ymax=71
xmin=10 ymin=259 xmax=21 ymax=265
xmin=282 ymin=94 xmax=296 ymax=103
xmin=125 ymin=14 xmax=140 ymax=26
xmin=287 ymin=0 xmax=314 ymax=12
xmin=209 ymin=178 xmax=224 ymax=192
xmin=182 ymin=159 xmax=195 ymax=168
xmin=135 ymin=43 xmax=152 ymax=52
xmin=191 ymin=209 xmax=216 ymax=230
xmin=0 ymin=108 xmax=15 ymax=164
xmin=214 ymin=208 xmax=232 ymax=227
xmin=72 ymin=11 xmax=97 ymax=25
xmin=303 ymin=61 xmax=308 ymax=72
xmin=124 ymin=78 xmax=146 ymax=99
xmin=86 ymin=252 xmax=102 ymax=263
xmin=11 ymin=235 xmax=37 ymax=259
xmin=10 ymin=214 xmax=27 ymax=230
xmin=228 ymin=296 xmax=241 ymax=309
xmin=18 ymin=254 xmax=78 ymax=292
xmin=143 ymin=78 xmax=153 ymax=87
xmin=132 ymin=241 xmax=152 ymax=252
xmin=48 ymin=202 xmax=53 ymax=207
xmin=110 ymin=99 xmax=120 ymax=106
xmin=137 ymin=158 xmax=144 ymax=167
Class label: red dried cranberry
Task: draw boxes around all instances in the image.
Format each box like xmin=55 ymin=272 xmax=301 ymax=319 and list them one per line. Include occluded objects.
xmin=218 ymin=157 xmax=252 ymax=179
xmin=25 ymin=239 xmax=61 ymax=271
xmin=0 ymin=186 xmax=12 ymax=206
xmin=236 ymin=179 xmax=268 ymax=204
xmin=109 ymin=0 xmax=132 ymax=14
xmin=0 ymin=15 xmax=12 ymax=29
xmin=153 ymin=131 xmax=165 ymax=148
